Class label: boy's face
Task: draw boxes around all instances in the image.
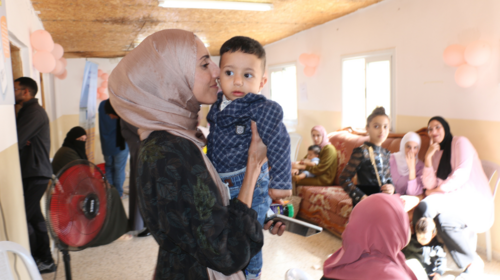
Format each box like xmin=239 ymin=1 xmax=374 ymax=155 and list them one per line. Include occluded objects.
xmin=416 ymin=230 xmax=436 ymax=246
xmin=219 ymin=51 xmax=267 ymax=101
xmin=306 ymin=150 xmax=318 ymax=160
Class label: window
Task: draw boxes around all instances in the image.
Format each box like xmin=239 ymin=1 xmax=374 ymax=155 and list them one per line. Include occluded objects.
xmin=268 ymin=64 xmax=298 ymax=131
xmin=341 ymin=50 xmax=394 ymax=130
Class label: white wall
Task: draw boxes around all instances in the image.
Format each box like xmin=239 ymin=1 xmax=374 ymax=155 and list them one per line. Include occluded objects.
xmin=264 ymin=0 xmax=500 ymax=121
xmin=54 ymin=57 xmax=121 ymax=119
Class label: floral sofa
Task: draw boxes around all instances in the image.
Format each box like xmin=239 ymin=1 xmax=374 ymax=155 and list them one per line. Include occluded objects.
xmin=296 ymin=127 xmax=430 ymax=237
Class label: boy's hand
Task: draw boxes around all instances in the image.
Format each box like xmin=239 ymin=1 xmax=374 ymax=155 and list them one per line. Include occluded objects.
xmin=269 ymin=189 xmax=292 ymax=200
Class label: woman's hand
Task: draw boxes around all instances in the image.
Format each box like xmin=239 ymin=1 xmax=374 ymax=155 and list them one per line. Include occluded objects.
xmin=239 ymin=121 xmax=267 ymax=207
xmin=405 ymin=151 xmax=417 ymax=180
xmin=425 ymin=139 xmax=440 ymax=167
xmin=248 ymin=121 xmax=267 ymax=167
xmin=381 ymin=184 xmax=395 ymax=194
xmin=263 ymin=220 xmax=286 ymax=236
xmin=424 ymin=186 xmax=444 ymax=196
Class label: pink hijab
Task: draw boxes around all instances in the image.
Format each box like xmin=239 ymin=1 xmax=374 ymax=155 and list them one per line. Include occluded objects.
xmin=312 ymin=125 xmax=329 ymax=148
xmin=108 ymin=29 xmax=243 ymax=280
xmin=323 ymin=194 xmax=417 ymax=280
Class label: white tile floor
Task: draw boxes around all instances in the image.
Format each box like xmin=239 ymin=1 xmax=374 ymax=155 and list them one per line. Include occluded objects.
xmin=41 ymin=196 xmax=500 ymax=280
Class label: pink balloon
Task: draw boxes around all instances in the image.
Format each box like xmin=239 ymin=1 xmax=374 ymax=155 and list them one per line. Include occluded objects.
xmin=51 ymin=43 xmax=64 ymax=60
xmin=442 ymin=44 xmax=465 ymax=67
xmin=454 ymin=64 xmax=477 ymax=88
xmin=101 ymin=92 xmax=109 ymax=100
xmin=98 ymin=69 xmax=103 ymax=77
xmin=30 ymin=30 xmax=54 ymax=52
xmin=60 ymin=57 xmax=67 ymax=68
xmin=97 ymin=87 xmax=106 ymax=95
xmin=465 ymin=41 xmax=491 ymax=66
xmin=299 ymin=53 xmax=320 ymax=67
xmin=56 ymin=69 xmax=67 ymax=80
xmin=51 ymin=59 xmax=64 ymax=75
xmin=304 ymin=66 xmax=316 ymax=77
xmin=96 ymin=92 xmax=104 ymax=100
xmin=101 ymin=73 xmax=109 ymax=80
xmin=101 ymin=81 xmax=108 ymax=88
xmin=33 ymin=51 xmax=56 ymax=73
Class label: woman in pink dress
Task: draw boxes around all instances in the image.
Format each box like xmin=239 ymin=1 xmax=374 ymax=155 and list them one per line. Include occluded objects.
xmin=413 ymin=116 xmax=494 ymax=278
xmin=390 ymin=132 xmax=425 ymax=195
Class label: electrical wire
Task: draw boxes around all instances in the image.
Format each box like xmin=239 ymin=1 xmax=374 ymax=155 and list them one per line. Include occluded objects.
xmin=0 ymin=197 xmax=21 ymax=280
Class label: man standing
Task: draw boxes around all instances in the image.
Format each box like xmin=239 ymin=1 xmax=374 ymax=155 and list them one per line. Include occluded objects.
xmin=99 ymin=99 xmax=128 ymax=197
xmin=14 ymin=77 xmax=56 ymax=273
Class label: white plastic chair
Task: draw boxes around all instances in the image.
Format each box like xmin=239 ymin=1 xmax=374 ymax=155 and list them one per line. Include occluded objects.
xmin=289 ymin=133 xmax=302 ymax=163
xmin=0 ymin=241 xmax=42 ymax=280
xmin=480 ymin=160 xmax=500 ymax=262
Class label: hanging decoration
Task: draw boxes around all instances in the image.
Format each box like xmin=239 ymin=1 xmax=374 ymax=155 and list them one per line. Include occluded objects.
xmin=30 ymin=29 xmax=68 ymax=78
xmin=442 ymin=40 xmax=491 ymax=88
xmin=299 ymin=53 xmax=320 ymax=77
xmin=96 ymin=69 xmax=109 ymax=100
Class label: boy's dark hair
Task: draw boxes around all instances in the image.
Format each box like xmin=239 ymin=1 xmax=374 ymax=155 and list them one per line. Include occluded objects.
xmin=104 ymin=99 xmax=118 ymax=116
xmin=219 ymin=36 xmax=266 ymax=70
xmin=308 ymin=145 xmax=321 ymax=155
xmin=14 ymin=77 xmax=38 ymax=97
xmin=415 ymin=217 xmax=436 ymax=235
xmin=366 ymin=106 xmax=390 ymax=127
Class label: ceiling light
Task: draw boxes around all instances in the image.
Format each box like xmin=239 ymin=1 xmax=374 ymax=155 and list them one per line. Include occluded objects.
xmin=158 ymin=0 xmax=273 ymax=11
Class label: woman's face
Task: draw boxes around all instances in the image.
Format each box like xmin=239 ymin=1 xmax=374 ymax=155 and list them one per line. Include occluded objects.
xmin=427 ymin=120 xmax=445 ymax=144
xmin=311 ymin=130 xmax=322 ymax=145
xmin=405 ymin=141 xmax=419 ymax=156
xmin=192 ymin=38 xmax=220 ymax=105
xmin=76 ymin=135 xmax=87 ymax=142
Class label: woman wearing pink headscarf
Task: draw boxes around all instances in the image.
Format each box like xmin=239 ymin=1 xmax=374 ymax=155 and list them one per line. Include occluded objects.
xmin=109 ymin=29 xmax=285 ymax=280
xmin=322 ymin=193 xmax=418 ymax=280
xmin=292 ymin=125 xmax=338 ymax=186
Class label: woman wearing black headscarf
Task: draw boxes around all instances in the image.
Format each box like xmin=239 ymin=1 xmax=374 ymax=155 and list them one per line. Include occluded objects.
xmin=412 ymin=117 xmax=493 ymax=278
xmin=51 ymin=126 xmax=132 ymax=245
xmin=52 ymin=126 xmax=88 ymax=174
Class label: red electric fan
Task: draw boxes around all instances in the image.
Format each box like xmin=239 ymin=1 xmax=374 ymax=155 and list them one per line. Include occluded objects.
xmin=45 ymin=160 xmax=111 ymax=280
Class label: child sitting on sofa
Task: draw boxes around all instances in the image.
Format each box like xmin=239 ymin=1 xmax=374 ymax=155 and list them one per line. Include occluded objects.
xmin=403 ymin=217 xmax=447 ymax=280
xmin=295 ymin=145 xmax=321 ymax=181
xmin=338 ymin=107 xmax=395 ymax=207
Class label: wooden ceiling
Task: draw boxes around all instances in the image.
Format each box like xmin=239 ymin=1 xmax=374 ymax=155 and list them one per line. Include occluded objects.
xmin=31 ymin=0 xmax=383 ymax=58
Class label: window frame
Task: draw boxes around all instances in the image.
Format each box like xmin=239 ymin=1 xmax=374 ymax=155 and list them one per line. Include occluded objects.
xmin=268 ymin=62 xmax=298 ymax=132
xmin=341 ymin=49 xmax=396 ymax=131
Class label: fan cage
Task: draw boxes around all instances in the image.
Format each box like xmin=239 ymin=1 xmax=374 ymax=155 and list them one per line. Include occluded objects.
xmin=45 ymin=160 xmax=111 ymax=251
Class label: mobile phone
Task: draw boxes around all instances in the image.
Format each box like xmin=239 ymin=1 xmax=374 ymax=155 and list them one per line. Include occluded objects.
xmin=265 ymin=209 xmax=322 ymax=237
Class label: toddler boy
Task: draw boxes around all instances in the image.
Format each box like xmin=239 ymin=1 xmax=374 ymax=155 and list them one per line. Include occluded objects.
xmin=295 ymin=145 xmax=321 ymax=180
xmin=206 ymin=36 xmax=292 ymax=280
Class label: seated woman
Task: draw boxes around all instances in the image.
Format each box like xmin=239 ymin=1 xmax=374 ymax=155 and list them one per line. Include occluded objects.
xmin=322 ymin=194 xmax=418 ymax=280
xmin=292 ymin=125 xmax=338 ymax=186
xmin=339 ymin=107 xmax=395 ymax=207
xmin=52 ymin=126 xmax=88 ymax=175
xmin=390 ymin=132 xmax=425 ymax=196
xmin=414 ymin=116 xmax=494 ymax=278
xmin=52 ymin=126 xmax=131 ymax=244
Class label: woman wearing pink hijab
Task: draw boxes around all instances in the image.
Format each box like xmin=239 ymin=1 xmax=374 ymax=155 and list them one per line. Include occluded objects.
xmin=292 ymin=125 xmax=338 ymax=186
xmin=322 ymin=193 xmax=417 ymax=280
xmin=109 ymin=29 xmax=284 ymax=280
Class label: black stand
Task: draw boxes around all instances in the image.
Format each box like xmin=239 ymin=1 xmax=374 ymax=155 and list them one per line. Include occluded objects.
xmin=62 ymin=250 xmax=72 ymax=280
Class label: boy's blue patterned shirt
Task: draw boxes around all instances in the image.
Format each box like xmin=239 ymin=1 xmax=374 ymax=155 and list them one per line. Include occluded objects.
xmin=207 ymin=92 xmax=292 ymax=190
